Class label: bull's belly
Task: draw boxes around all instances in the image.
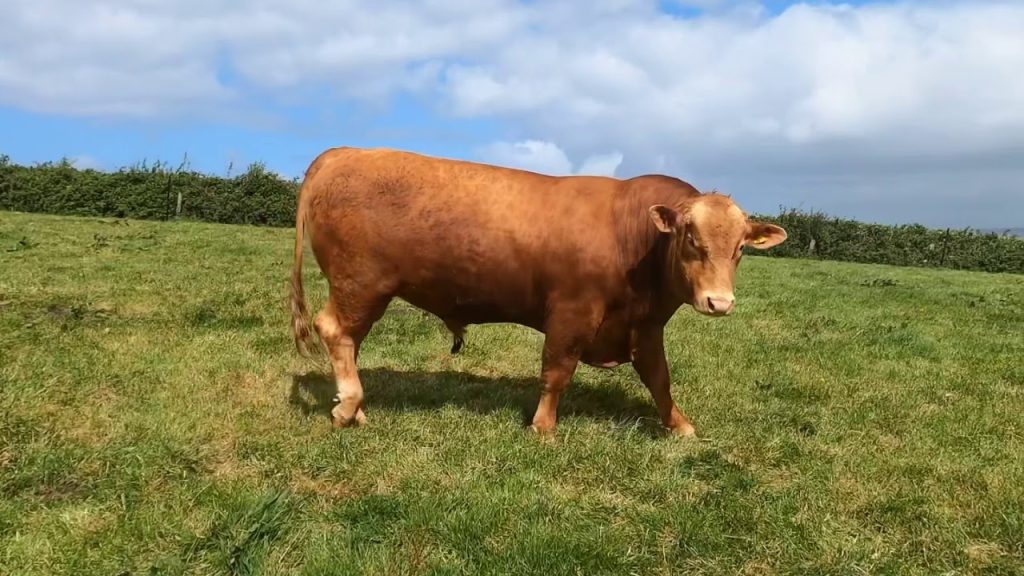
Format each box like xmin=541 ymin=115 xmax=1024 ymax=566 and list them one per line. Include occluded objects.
xmin=397 ymin=277 xmax=635 ymax=368
xmin=397 ymin=286 xmax=545 ymax=331
xmin=580 ymin=313 xmax=635 ymax=369
xmin=580 ymin=341 xmax=633 ymax=369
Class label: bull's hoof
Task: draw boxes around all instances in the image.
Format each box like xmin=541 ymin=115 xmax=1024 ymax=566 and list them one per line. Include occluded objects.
xmin=331 ymin=406 xmax=367 ymax=428
xmin=668 ymin=421 xmax=696 ymax=438
xmin=528 ymin=424 xmax=558 ymax=443
xmin=529 ymin=421 xmax=556 ymax=435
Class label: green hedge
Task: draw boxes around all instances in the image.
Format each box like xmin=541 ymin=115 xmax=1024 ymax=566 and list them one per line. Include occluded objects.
xmin=0 ymin=155 xmax=299 ymax=227
xmin=1 ymin=154 xmax=1022 ymax=274
xmin=754 ymin=208 xmax=1024 ymax=274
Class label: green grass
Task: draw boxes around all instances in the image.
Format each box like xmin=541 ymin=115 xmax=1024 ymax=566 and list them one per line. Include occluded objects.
xmin=1 ymin=211 xmax=1022 ymax=575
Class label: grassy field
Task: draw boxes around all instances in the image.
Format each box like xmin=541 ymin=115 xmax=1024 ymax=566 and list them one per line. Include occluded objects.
xmin=1 ymin=211 xmax=1022 ymax=575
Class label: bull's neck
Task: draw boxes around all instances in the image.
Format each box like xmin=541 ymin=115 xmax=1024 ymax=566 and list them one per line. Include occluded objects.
xmin=651 ymin=236 xmax=691 ymax=319
xmin=613 ymin=176 xmax=699 ymax=323
xmin=621 ymin=233 xmax=689 ymax=325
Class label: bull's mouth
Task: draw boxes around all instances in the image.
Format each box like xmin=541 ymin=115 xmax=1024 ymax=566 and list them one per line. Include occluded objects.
xmin=692 ymin=298 xmax=735 ymax=317
xmin=694 ymin=306 xmax=732 ymax=317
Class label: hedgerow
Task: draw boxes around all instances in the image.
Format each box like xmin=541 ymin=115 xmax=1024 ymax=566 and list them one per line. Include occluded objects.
xmin=1 ymin=154 xmax=1021 ymax=273
xmin=754 ymin=208 xmax=1024 ymax=274
xmin=0 ymin=155 xmax=298 ymax=227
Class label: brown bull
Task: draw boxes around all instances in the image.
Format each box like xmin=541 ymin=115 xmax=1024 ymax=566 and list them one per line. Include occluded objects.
xmin=290 ymin=147 xmax=786 ymax=435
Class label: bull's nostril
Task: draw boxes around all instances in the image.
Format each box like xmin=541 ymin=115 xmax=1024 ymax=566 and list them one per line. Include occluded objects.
xmin=705 ymin=297 xmax=735 ymax=315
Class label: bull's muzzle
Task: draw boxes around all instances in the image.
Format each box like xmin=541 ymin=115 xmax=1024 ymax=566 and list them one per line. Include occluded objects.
xmin=697 ymin=294 xmax=735 ymax=316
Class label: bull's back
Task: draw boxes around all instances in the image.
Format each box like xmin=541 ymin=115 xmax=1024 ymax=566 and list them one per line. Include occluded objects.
xmin=303 ymin=148 xmax=621 ymax=327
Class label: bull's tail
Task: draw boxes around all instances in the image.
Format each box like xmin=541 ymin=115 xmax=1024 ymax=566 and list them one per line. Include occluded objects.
xmin=290 ymin=179 xmax=317 ymax=358
xmin=445 ymin=320 xmax=466 ymax=354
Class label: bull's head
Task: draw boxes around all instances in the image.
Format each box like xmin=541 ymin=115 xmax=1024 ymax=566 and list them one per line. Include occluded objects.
xmin=649 ymin=194 xmax=786 ymax=316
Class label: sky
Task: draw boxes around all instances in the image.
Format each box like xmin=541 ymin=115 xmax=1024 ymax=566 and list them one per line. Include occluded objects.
xmin=1 ymin=0 xmax=1023 ymax=229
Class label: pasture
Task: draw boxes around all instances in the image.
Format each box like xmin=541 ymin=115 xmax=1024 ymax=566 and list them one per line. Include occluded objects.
xmin=1 ymin=211 xmax=1022 ymax=575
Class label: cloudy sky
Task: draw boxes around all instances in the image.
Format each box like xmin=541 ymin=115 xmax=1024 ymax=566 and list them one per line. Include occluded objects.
xmin=2 ymin=0 xmax=1022 ymax=228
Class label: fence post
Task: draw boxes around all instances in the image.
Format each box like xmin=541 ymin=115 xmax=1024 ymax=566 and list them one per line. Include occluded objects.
xmin=164 ymin=169 xmax=173 ymax=221
xmin=176 ymin=190 xmax=183 ymax=218
xmin=939 ymin=228 xmax=951 ymax=267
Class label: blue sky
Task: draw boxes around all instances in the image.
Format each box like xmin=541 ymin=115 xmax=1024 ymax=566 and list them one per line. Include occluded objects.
xmin=2 ymin=0 xmax=1022 ymax=228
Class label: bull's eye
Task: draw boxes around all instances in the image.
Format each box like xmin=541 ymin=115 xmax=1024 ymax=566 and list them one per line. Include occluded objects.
xmin=685 ymin=232 xmax=697 ymax=248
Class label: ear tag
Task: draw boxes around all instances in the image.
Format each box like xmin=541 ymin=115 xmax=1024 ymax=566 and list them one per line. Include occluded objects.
xmin=753 ymin=236 xmax=767 ymax=245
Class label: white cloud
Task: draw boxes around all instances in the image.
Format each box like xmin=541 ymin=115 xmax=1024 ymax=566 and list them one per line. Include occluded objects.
xmin=442 ymin=3 xmax=1024 ymax=154
xmin=0 ymin=0 xmax=530 ymax=116
xmin=1 ymin=1 xmax=1023 ymax=225
xmin=479 ymin=140 xmax=574 ymax=175
xmin=5 ymin=1 xmax=1022 ymax=145
xmin=479 ymin=140 xmax=623 ymax=177
xmin=577 ymin=151 xmax=625 ymax=177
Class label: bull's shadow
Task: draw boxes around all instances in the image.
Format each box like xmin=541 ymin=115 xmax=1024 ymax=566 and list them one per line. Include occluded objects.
xmin=289 ymin=367 xmax=667 ymax=435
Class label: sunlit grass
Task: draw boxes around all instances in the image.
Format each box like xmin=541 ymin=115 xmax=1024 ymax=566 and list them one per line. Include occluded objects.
xmin=1 ymin=211 xmax=1022 ymax=575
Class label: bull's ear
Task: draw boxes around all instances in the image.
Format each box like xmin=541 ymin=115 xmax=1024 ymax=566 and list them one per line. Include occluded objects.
xmin=745 ymin=222 xmax=787 ymax=249
xmin=649 ymin=205 xmax=679 ymax=234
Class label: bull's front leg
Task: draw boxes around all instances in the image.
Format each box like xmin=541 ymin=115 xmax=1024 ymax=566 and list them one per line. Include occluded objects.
xmin=530 ymin=304 xmax=600 ymax=435
xmin=530 ymin=345 xmax=581 ymax=435
xmin=632 ymin=326 xmax=696 ymax=437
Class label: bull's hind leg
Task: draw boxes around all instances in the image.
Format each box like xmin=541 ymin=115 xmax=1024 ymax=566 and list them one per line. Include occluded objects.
xmin=314 ymin=294 xmax=390 ymax=428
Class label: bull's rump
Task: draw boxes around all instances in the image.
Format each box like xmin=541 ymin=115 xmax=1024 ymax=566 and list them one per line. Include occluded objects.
xmin=303 ymin=148 xmax=621 ymax=328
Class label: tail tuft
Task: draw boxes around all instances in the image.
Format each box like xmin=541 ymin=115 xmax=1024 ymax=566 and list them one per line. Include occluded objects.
xmin=451 ymin=334 xmax=464 ymax=354
xmin=290 ymin=181 xmax=319 ymax=358
xmin=290 ymin=269 xmax=317 ymax=357
xmin=446 ymin=321 xmax=466 ymax=354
